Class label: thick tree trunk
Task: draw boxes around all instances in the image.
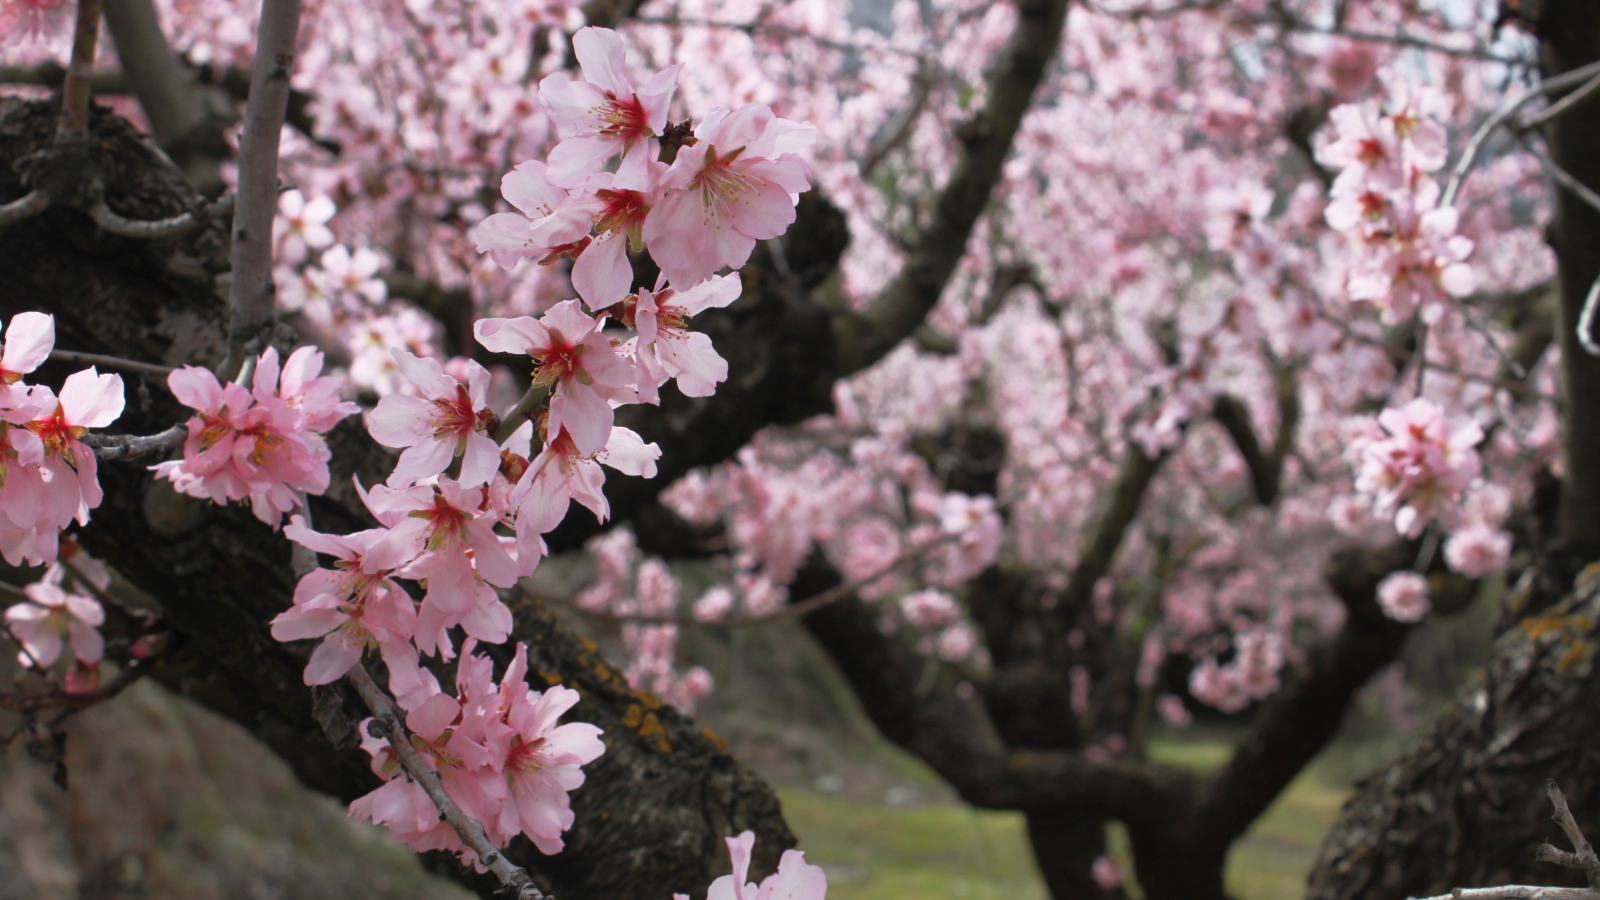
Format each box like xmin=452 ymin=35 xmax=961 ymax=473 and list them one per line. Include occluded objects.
xmin=0 ymin=97 xmax=792 ymax=900
xmin=1305 ymin=567 xmax=1600 ymax=900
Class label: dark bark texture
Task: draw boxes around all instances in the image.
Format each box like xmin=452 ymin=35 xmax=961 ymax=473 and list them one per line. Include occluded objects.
xmin=1305 ymin=565 xmax=1600 ymax=900
xmin=0 ymin=97 xmax=792 ymax=900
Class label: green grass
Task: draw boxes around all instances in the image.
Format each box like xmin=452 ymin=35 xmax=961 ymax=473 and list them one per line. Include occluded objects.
xmin=777 ymin=735 xmax=1354 ymax=900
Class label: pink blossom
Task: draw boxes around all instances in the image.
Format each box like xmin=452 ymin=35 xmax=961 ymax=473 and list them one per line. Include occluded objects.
xmin=368 ymin=350 xmax=501 ymax=488
xmin=1443 ymin=525 xmax=1511 ymax=578
xmin=621 ymin=274 xmax=743 ymax=398
xmin=507 ymin=422 xmax=660 ymax=561
xmin=1156 ymin=694 xmax=1193 ymax=727
xmin=5 ymin=578 xmax=103 ymax=668
xmin=1351 ymin=398 xmax=1482 ymax=537
xmin=362 ymin=479 xmax=521 ymax=656
xmin=689 ymin=831 xmax=827 ymax=900
xmin=474 ymin=301 xmax=637 ymax=455
xmin=693 ymin=585 xmax=735 ymax=622
xmin=1376 ymin=571 xmax=1430 ymax=622
xmin=538 ymin=26 xmax=682 ymax=191
xmin=272 ymin=516 xmax=422 ymax=694
xmin=470 ymin=644 xmax=606 ymax=855
xmin=900 ymin=589 xmax=960 ymax=631
xmin=643 ymin=104 xmax=816 ymax=288
xmin=23 ymin=368 xmax=125 ymax=536
xmin=0 ymin=0 xmax=72 ymax=45
xmin=473 ymin=161 xmax=578 ymax=270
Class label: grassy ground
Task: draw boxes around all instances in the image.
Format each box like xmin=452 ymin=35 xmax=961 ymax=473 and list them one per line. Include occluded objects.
xmin=776 ymin=734 xmax=1353 ymax=900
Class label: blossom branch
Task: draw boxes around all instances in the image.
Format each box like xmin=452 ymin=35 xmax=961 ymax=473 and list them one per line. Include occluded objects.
xmin=345 ymin=663 xmax=551 ymax=900
xmin=81 ymin=424 xmax=186 ymax=459
xmin=225 ymin=0 xmax=304 ymax=372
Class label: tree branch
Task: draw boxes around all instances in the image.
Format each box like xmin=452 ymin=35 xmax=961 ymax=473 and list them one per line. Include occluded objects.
xmin=347 ymin=664 xmax=550 ymax=900
xmin=831 ymin=0 xmax=1071 ymax=375
xmin=82 ymin=424 xmax=186 ymax=459
xmin=225 ymin=0 xmax=303 ymax=372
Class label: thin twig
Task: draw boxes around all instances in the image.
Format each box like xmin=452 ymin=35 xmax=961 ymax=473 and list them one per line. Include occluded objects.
xmin=0 ymin=190 xmax=49 ymax=227
xmin=1442 ymin=60 xmax=1600 ymax=209
xmin=1407 ymin=888 xmax=1597 ymax=900
xmin=1520 ymin=70 xmax=1600 ymax=132
xmin=1538 ymin=781 xmax=1600 ymax=890
xmin=346 ymin=664 xmax=551 ymax=900
xmin=0 ymin=659 xmax=150 ymax=714
xmin=89 ymin=193 xmax=235 ymax=239
xmin=1578 ymin=273 xmax=1600 ymax=358
xmin=82 ymin=424 xmax=186 ymax=459
xmin=50 ymin=349 xmax=177 ymax=376
xmin=289 ymin=492 xmax=320 ymax=579
xmin=1518 ymin=138 xmax=1600 ymax=219
xmin=547 ymin=537 xmax=954 ymax=626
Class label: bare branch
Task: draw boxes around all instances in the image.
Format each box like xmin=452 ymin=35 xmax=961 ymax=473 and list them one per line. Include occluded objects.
xmin=226 ymin=0 xmax=303 ymax=371
xmin=88 ymin=192 xmax=234 ymax=239
xmin=346 ymin=664 xmax=551 ymax=900
xmin=1579 ymin=273 xmax=1600 ymax=357
xmin=1521 ymin=69 xmax=1600 ymax=132
xmin=494 ymin=382 xmax=551 ymax=443
xmin=82 ymin=424 xmax=186 ymax=459
xmin=832 ymin=0 xmax=1072 ymax=375
xmin=50 ymin=349 xmax=177 ymax=376
xmin=0 ymin=659 xmax=150 ymax=714
xmin=0 ymin=190 xmax=49 ymax=227
xmin=1407 ymin=889 xmax=1596 ymax=900
xmin=102 ymin=0 xmax=215 ymax=171
xmin=57 ymin=0 xmax=105 ymax=139
xmin=1443 ymin=60 xmax=1600 ymax=208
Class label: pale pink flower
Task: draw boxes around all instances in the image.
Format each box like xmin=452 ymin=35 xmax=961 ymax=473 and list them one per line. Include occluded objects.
xmin=5 ymin=578 xmax=103 ymax=668
xmin=24 ymin=368 xmax=125 ymax=532
xmin=538 ymin=26 xmax=682 ymax=191
xmin=691 ymin=831 xmax=827 ymax=900
xmin=643 ymin=103 xmax=816 ymax=288
xmin=368 ymin=350 xmax=501 ymax=488
xmin=475 ymin=644 xmax=606 ymax=854
xmin=0 ymin=0 xmax=72 ymax=45
xmin=363 ymin=479 xmax=521 ymax=657
xmin=1444 ymin=525 xmax=1512 ymax=578
xmin=473 ymin=161 xmax=578 ymax=270
xmin=275 ymin=189 xmax=337 ymax=264
xmin=1377 ymin=571 xmax=1430 ymax=622
xmin=693 ymin=585 xmax=735 ymax=622
xmin=623 ymin=274 xmax=743 ymax=398
xmin=474 ymin=301 xmax=637 ymax=455
xmin=900 ymin=589 xmax=960 ymax=631
xmin=0 ymin=311 xmax=53 ymax=406
xmin=557 ymin=170 xmax=664 ymax=309
xmin=319 ymin=244 xmax=389 ymax=309
xmin=508 ymin=422 xmax=659 ymax=561
xmin=1156 ymin=694 xmax=1193 ymax=727
xmin=272 ymin=516 xmax=422 ymax=692
xmin=274 ymin=346 xmax=360 ymax=433
xmin=1351 ymin=398 xmax=1482 ymax=537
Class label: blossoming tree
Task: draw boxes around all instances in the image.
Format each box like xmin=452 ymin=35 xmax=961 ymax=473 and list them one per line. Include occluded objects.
xmin=1 ymin=0 xmax=1599 ymax=899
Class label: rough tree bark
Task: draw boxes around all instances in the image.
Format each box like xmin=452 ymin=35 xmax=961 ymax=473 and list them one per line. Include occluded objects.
xmin=0 ymin=97 xmax=792 ymax=900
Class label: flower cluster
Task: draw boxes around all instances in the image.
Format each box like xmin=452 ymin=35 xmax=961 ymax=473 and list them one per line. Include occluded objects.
xmin=350 ymin=642 xmax=605 ymax=859
xmin=1317 ymin=74 xmax=1476 ymax=325
xmin=473 ymin=25 xmax=815 ymax=306
xmin=154 ymin=346 xmax=358 ymax=526
xmin=0 ymin=312 xmax=125 ymax=567
xmin=1348 ymin=398 xmax=1482 ymax=539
